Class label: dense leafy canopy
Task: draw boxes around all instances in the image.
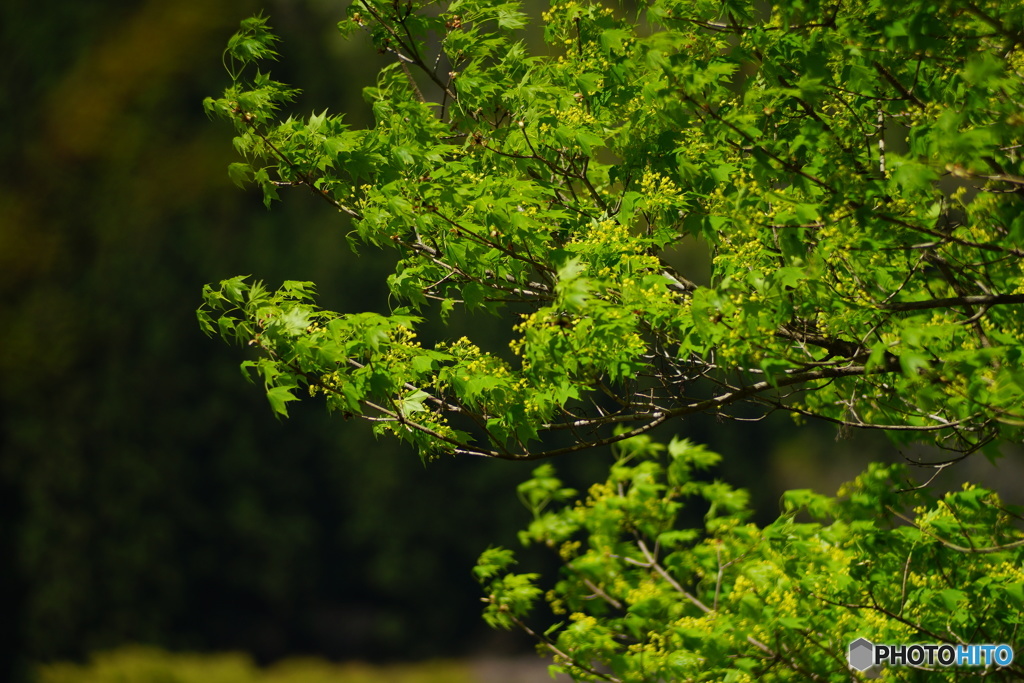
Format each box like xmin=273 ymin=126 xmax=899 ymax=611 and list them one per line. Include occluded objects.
xmin=477 ymin=441 xmax=1024 ymax=681
xmin=202 ymin=0 xmax=1024 ymax=462
xmin=201 ymin=0 xmax=1024 ymax=679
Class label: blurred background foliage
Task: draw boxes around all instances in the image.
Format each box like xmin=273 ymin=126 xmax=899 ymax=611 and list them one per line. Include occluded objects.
xmin=1 ymin=1 xmax=605 ymax=679
xmin=37 ymin=646 xmax=475 ymax=683
xmin=3 ymin=0 xmax=1019 ymax=682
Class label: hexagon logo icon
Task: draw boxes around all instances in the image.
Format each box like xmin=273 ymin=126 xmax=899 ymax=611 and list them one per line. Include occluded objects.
xmin=848 ymin=638 xmax=875 ymax=672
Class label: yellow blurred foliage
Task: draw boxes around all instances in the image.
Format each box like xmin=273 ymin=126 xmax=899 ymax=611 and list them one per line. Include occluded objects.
xmin=37 ymin=646 xmax=476 ymax=683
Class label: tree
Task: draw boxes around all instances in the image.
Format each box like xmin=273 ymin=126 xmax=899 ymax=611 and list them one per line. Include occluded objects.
xmin=200 ymin=1 xmax=1024 ymax=679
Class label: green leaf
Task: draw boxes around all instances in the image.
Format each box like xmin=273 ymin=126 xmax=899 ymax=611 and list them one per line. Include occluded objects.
xmin=899 ymin=351 xmax=930 ymax=376
xmin=778 ymin=616 xmax=808 ymax=630
xmin=576 ymin=130 xmax=604 ymax=155
xmin=275 ymin=307 xmax=311 ymax=336
xmin=462 ymin=282 xmax=485 ymax=310
xmin=227 ymin=162 xmax=252 ymax=188
xmin=474 ymin=546 xmax=519 ymax=583
xmin=266 ymin=385 xmax=299 ymax=416
xmin=397 ymin=389 xmax=430 ymax=416
xmin=495 ymin=6 xmax=527 ymax=30
xmin=308 ymin=108 xmax=327 ymax=133
xmin=936 ymin=589 xmax=967 ymax=612
xmin=891 ymin=159 xmax=938 ymax=193
xmin=773 ymin=266 xmax=806 ymax=289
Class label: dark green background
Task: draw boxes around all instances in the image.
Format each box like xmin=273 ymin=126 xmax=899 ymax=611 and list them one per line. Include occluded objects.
xmin=4 ymin=2 xmax=1013 ymax=682
xmin=0 ymin=2 xmax=588 ymax=678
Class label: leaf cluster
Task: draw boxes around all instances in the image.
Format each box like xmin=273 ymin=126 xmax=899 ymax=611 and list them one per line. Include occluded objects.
xmin=476 ymin=437 xmax=1024 ymax=681
xmin=201 ymin=0 xmax=1024 ymax=462
xmin=199 ymin=3 xmax=1024 ymax=678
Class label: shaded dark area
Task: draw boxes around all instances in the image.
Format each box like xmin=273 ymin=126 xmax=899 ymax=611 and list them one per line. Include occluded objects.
xmin=0 ymin=0 xmax=552 ymax=677
xmin=7 ymin=2 xmax=1020 ymax=682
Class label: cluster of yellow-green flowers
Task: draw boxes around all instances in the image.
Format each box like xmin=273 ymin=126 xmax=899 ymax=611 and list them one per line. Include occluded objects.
xmin=546 ymin=101 xmax=598 ymax=128
xmin=638 ymin=170 xmax=687 ymax=211
xmin=570 ymin=218 xmax=631 ymax=249
xmin=309 ymin=370 xmax=342 ymax=398
xmin=435 ymin=335 xmax=481 ymax=359
xmin=437 ymin=336 xmax=490 ymax=381
xmin=542 ymin=2 xmax=620 ymax=71
xmin=508 ymin=311 xmax=545 ymax=359
xmin=378 ymin=406 xmax=461 ymax=460
xmin=389 ymin=324 xmax=417 ymax=343
xmin=433 ymin=336 xmax=540 ymax=417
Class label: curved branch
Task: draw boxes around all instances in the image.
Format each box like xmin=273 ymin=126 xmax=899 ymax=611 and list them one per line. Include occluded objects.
xmin=886 ymin=506 xmax=1024 ymax=555
xmin=877 ymin=293 xmax=1024 ymax=311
